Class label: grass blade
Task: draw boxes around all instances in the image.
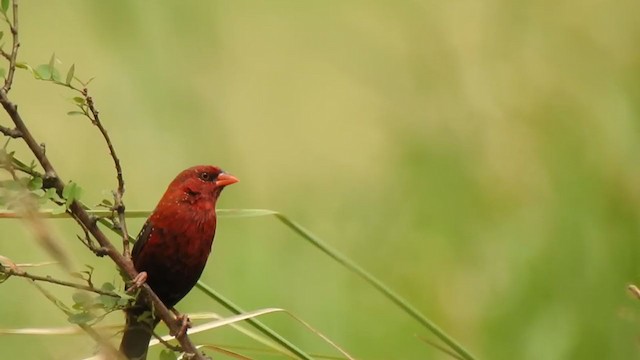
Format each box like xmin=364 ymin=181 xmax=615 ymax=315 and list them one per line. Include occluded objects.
xmin=150 ymin=307 xmax=355 ymax=360
xmin=271 ymin=213 xmax=476 ymax=360
xmin=195 ymin=281 xmax=313 ymax=360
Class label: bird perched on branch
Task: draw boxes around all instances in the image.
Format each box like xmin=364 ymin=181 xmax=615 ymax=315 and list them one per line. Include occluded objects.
xmin=119 ymin=165 xmax=238 ymax=359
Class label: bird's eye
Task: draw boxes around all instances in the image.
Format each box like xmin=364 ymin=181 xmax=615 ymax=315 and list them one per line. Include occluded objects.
xmin=199 ymin=172 xmax=212 ymax=181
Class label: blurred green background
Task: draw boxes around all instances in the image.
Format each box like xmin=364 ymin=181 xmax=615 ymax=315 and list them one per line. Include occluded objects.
xmin=1 ymin=1 xmax=640 ymax=359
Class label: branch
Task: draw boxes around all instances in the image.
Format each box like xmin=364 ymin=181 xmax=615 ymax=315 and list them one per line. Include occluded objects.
xmin=2 ymin=0 xmax=19 ymax=92
xmin=0 ymin=124 xmax=21 ymax=137
xmin=0 ymin=266 xmax=121 ymax=297
xmin=83 ymin=88 xmax=130 ymax=258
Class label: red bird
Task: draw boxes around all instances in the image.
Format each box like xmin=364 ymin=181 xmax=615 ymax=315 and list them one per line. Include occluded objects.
xmin=119 ymin=165 xmax=238 ymax=359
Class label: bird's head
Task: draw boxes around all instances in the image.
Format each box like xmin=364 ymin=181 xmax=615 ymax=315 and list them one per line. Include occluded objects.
xmin=165 ymin=165 xmax=239 ymax=209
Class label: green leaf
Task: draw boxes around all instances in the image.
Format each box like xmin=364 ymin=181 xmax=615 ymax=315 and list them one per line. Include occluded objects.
xmin=34 ymin=64 xmax=61 ymax=82
xmin=0 ymin=31 xmax=4 ymax=41
xmin=99 ymin=198 xmax=113 ymax=207
xmin=34 ymin=64 xmax=52 ymax=80
xmin=1 ymin=0 xmax=9 ymax=14
xmin=51 ymin=205 xmax=67 ymax=215
xmin=100 ymin=282 xmax=115 ymax=292
xmin=67 ymin=111 xmax=84 ymax=116
xmin=72 ymin=291 xmax=93 ymax=307
xmin=62 ymin=181 xmax=83 ymax=207
xmin=27 ymin=176 xmax=43 ymax=191
xmin=67 ymin=312 xmax=95 ymax=325
xmin=97 ymin=294 xmax=118 ymax=309
xmin=43 ymin=188 xmax=60 ymax=201
xmin=159 ymin=349 xmax=178 ymax=360
xmin=16 ymin=62 xmax=34 ymax=75
xmin=65 ymin=64 xmax=75 ymax=85
xmin=51 ymin=69 xmax=62 ymax=82
xmin=72 ymin=96 xmax=85 ymax=105
xmin=46 ymin=54 xmax=63 ymax=82
xmin=48 ymin=53 xmax=56 ymax=71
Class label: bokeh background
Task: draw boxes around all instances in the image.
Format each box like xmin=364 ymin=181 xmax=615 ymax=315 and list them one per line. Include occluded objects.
xmin=1 ymin=1 xmax=640 ymax=359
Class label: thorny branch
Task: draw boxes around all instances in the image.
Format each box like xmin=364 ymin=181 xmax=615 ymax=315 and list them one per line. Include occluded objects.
xmin=83 ymin=88 xmax=131 ymax=258
xmin=0 ymin=257 xmax=120 ymax=297
xmin=2 ymin=0 xmax=18 ymax=92
xmin=0 ymin=1 xmax=206 ymax=358
xmin=0 ymin=124 xmax=21 ymax=137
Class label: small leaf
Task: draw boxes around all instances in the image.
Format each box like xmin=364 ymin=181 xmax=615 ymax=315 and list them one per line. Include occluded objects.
xmin=97 ymin=294 xmax=118 ymax=309
xmin=72 ymin=291 xmax=93 ymax=307
xmin=1 ymin=0 xmax=9 ymax=14
xmin=51 ymin=205 xmax=67 ymax=215
xmin=48 ymin=53 xmax=56 ymax=72
xmin=99 ymin=198 xmax=113 ymax=207
xmin=34 ymin=64 xmax=52 ymax=80
xmin=50 ymin=68 xmax=62 ymax=82
xmin=65 ymin=64 xmax=75 ymax=85
xmin=72 ymin=97 xmax=85 ymax=105
xmin=159 ymin=349 xmax=178 ymax=360
xmin=100 ymin=282 xmax=115 ymax=292
xmin=67 ymin=312 xmax=95 ymax=325
xmin=27 ymin=176 xmax=43 ymax=191
xmin=43 ymin=188 xmax=60 ymax=201
xmin=0 ymin=31 xmax=4 ymax=41
xmin=67 ymin=111 xmax=84 ymax=116
xmin=62 ymin=181 xmax=83 ymax=207
xmin=16 ymin=62 xmax=34 ymax=74
xmin=62 ymin=182 xmax=75 ymax=200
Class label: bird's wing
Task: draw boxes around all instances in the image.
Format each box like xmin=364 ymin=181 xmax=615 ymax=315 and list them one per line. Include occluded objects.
xmin=131 ymin=220 xmax=154 ymax=260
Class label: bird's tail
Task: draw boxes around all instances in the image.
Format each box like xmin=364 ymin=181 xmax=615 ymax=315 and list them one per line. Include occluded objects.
xmin=119 ymin=305 xmax=159 ymax=360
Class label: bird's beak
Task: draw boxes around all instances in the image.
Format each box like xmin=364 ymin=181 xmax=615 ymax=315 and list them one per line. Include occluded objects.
xmin=215 ymin=173 xmax=239 ymax=187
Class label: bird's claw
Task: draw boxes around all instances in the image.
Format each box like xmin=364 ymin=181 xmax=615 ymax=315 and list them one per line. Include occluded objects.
xmin=173 ymin=314 xmax=192 ymax=338
xmin=127 ymin=271 xmax=148 ymax=293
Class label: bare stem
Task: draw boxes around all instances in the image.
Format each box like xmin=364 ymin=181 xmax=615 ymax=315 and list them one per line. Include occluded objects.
xmin=83 ymin=89 xmax=130 ymax=257
xmin=1 ymin=266 xmax=121 ymax=297
xmin=0 ymin=124 xmax=21 ymax=137
xmin=2 ymin=0 xmax=19 ymax=92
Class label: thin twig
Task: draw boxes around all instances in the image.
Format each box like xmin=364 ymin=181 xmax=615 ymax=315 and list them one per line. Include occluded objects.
xmin=83 ymin=89 xmax=130 ymax=258
xmin=0 ymin=48 xmax=10 ymax=61
xmin=69 ymin=210 xmax=108 ymax=256
xmin=151 ymin=329 xmax=183 ymax=353
xmin=2 ymin=0 xmax=19 ymax=92
xmin=0 ymin=124 xmax=21 ymax=137
xmin=0 ymin=266 xmax=121 ymax=297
